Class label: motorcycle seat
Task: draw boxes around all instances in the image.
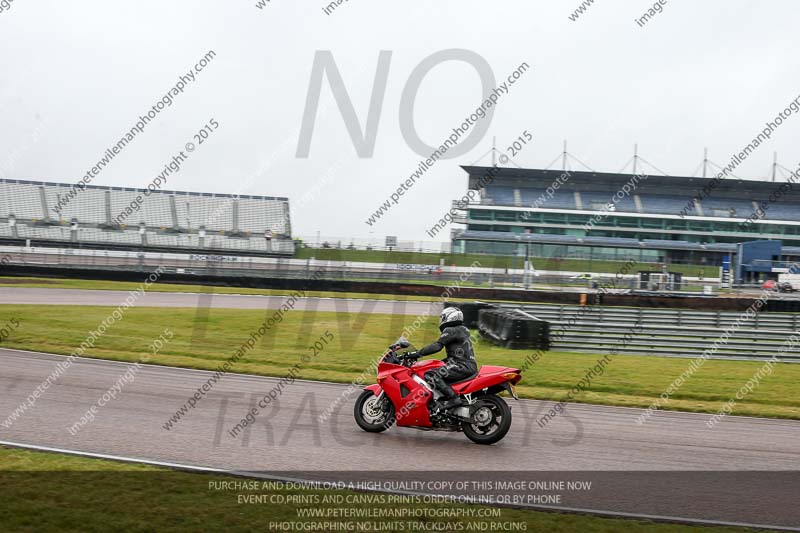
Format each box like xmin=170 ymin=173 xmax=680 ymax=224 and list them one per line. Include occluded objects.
xmin=449 ymin=369 xmax=479 ymax=386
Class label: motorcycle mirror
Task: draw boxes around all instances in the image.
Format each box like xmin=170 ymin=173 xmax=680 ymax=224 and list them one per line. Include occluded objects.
xmin=393 ymin=336 xmax=411 ymax=349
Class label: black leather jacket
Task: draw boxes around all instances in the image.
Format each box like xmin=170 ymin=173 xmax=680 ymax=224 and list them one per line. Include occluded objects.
xmin=418 ymin=325 xmax=477 ymax=371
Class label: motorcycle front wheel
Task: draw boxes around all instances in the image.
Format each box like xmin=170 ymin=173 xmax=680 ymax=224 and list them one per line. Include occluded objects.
xmin=462 ymin=395 xmax=512 ymax=445
xmin=354 ymin=391 xmax=395 ymax=433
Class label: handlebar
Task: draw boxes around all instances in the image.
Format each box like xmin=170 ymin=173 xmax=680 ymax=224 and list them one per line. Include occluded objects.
xmin=384 ymin=350 xmax=420 ymax=367
xmin=399 ymin=351 xmax=420 ymax=367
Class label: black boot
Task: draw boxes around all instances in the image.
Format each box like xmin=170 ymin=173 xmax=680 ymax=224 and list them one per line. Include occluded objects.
xmin=438 ymin=396 xmax=465 ymax=410
xmin=437 ymin=383 xmax=464 ymax=410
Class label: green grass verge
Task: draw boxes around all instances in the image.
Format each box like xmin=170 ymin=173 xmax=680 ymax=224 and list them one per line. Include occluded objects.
xmin=294 ymin=247 xmax=710 ymax=276
xmin=2 ymin=304 xmax=798 ymax=420
xmin=0 ymin=447 xmax=757 ymax=533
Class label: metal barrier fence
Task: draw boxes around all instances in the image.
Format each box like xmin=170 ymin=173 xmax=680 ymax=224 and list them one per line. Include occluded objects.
xmin=497 ymin=303 xmax=800 ymax=331
xmin=7 ymin=244 xmax=791 ymax=297
xmin=495 ymin=303 xmax=800 ymax=362
xmin=0 ymin=247 xmax=641 ymax=290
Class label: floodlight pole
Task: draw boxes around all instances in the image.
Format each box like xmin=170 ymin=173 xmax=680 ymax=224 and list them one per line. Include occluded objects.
xmin=772 ymin=152 xmax=778 ymax=182
xmin=703 ymin=147 xmax=708 ymax=178
xmin=632 ymin=144 xmax=639 ymax=175
xmin=562 ymin=140 xmax=568 ymax=171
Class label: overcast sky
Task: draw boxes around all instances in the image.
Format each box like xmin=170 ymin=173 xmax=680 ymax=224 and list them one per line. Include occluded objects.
xmin=1 ymin=0 xmax=799 ymax=244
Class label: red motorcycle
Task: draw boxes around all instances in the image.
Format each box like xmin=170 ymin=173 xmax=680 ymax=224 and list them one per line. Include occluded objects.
xmin=354 ymin=338 xmax=522 ymax=445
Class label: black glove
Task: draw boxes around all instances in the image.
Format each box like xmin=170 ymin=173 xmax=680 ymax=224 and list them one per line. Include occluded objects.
xmin=383 ymin=352 xmax=402 ymax=365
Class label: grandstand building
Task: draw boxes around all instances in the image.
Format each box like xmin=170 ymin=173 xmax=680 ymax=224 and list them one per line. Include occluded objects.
xmin=0 ymin=179 xmax=293 ymax=256
xmin=451 ymin=166 xmax=800 ymax=266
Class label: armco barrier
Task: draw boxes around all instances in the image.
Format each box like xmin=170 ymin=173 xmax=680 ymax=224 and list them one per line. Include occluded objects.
xmin=492 ymin=303 xmax=800 ymax=362
xmin=495 ymin=303 xmax=800 ymax=331
xmin=477 ymin=308 xmax=550 ymax=350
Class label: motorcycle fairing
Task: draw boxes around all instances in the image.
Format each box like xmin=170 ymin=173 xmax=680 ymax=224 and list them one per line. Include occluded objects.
xmin=452 ymin=365 xmax=521 ymax=394
xmin=364 ymin=361 xmax=521 ymax=427
xmin=372 ymin=360 xmax=434 ymax=427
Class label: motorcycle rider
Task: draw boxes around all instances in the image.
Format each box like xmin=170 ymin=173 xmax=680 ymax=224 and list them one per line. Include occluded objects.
xmin=413 ymin=307 xmax=478 ymax=411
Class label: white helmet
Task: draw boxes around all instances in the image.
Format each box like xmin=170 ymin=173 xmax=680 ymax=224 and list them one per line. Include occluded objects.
xmin=439 ymin=307 xmax=464 ymax=330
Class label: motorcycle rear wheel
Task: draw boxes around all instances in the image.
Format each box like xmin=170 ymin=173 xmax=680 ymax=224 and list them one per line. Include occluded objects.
xmin=354 ymin=391 xmax=395 ymax=433
xmin=462 ymin=395 xmax=512 ymax=445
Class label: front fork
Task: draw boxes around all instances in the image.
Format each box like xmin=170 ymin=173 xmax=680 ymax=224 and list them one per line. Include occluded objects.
xmin=373 ymin=390 xmax=386 ymax=406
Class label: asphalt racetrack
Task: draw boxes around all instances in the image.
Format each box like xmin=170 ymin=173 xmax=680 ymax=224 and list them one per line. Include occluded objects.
xmin=1 ymin=349 xmax=799 ymax=529
xmin=0 ymin=287 xmax=433 ymax=314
